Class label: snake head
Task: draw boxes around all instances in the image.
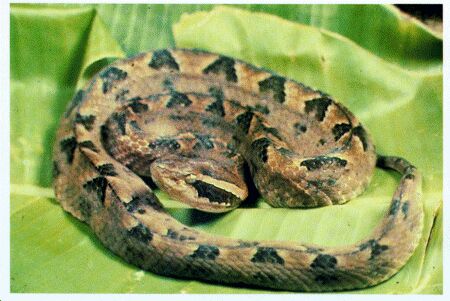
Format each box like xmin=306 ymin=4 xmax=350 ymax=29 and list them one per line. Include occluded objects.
xmin=150 ymin=156 xmax=248 ymax=213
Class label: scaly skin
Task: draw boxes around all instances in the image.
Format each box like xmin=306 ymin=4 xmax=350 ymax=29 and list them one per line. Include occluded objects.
xmin=52 ymin=49 xmax=423 ymax=291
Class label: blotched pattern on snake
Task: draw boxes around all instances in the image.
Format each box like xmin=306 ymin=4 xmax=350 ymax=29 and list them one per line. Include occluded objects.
xmin=53 ymin=49 xmax=423 ymax=291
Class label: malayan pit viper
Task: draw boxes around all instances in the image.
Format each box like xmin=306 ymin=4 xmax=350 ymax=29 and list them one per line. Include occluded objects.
xmin=53 ymin=49 xmax=423 ymax=292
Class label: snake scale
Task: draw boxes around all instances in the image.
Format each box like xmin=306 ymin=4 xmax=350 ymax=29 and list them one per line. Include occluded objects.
xmin=53 ymin=49 xmax=423 ymax=291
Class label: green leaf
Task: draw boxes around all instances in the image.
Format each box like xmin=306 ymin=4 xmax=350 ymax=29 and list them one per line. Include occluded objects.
xmin=95 ymin=4 xmax=442 ymax=71
xmin=11 ymin=4 xmax=442 ymax=294
xmin=10 ymin=4 xmax=124 ymax=188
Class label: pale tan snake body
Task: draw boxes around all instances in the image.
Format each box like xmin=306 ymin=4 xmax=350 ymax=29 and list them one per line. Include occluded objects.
xmin=53 ymin=49 xmax=423 ymax=291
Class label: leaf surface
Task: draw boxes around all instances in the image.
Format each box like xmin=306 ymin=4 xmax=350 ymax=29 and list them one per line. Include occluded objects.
xmin=10 ymin=4 xmax=442 ymax=294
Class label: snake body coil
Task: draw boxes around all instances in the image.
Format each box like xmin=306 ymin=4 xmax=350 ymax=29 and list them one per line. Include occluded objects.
xmin=53 ymin=49 xmax=423 ymax=291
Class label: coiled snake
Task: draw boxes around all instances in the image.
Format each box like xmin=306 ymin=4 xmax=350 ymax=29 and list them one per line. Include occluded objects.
xmin=53 ymin=49 xmax=423 ymax=291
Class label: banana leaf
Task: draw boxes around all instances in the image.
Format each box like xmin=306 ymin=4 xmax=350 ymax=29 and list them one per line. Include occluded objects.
xmin=10 ymin=4 xmax=442 ymax=294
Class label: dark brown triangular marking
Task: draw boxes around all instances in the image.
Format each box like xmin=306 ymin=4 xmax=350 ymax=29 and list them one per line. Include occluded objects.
xmin=193 ymin=134 xmax=214 ymax=150
xmin=75 ymin=113 xmax=96 ymax=131
xmin=305 ymin=97 xmax=333 ymax=121
xmin=235 ymin=111 xmax=254 ymax=134
xmin=148 ymin=50 xmax=179 ymax=70
xmin=128 ymin=223 xmax=153 ymax=243
xmin=310 ymin=254 xmax=339 ymax=285
xmin=60 ymin=137 xmax=77 ymax=164
xmin=352 ymin=125 xmax=368 ymax=151
xmin=258 ymin=76 xmax=286 ymax=103
xmin=100 ymin=67 xmax=128 ymax=94
xmin=332 ymin=123 xmax=352 ymax=141
xmin=203 ymin=56 xmax=237 ymax=82
xmin=250 ymin=137 xmax=271 ymax=163
xmin=251 ymin=247 xmax=284 ymax=265
xmin=206 ymin=87 xmax=225 ymax=116
xmin=111 ymin=111 xmax=127 ymax=135
xmin=129 ymin=101 xmax=148 ymax=113
xmin=190 ymin=245 xmax=220 ymax=260
xmin=83 ymin=176 xmax=107 ymax=203
xmin=127 ymin=193 xmax=163 ymax=212
xmin=100 ymin=125 xmax=111 ymax=148
xmin=166 ymin=91 xmax=192 ymax=108
xmin=389 ymin=199 xmax=401 ymax=216
xmin=359 ymin=239 xmax=389 ymax=260
xmin=310 ymin=254 xmax=337 ymax=270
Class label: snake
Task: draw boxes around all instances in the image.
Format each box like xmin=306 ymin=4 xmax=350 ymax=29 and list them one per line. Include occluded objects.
xmin=52 ymin=49 xmax=423 ymax=292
